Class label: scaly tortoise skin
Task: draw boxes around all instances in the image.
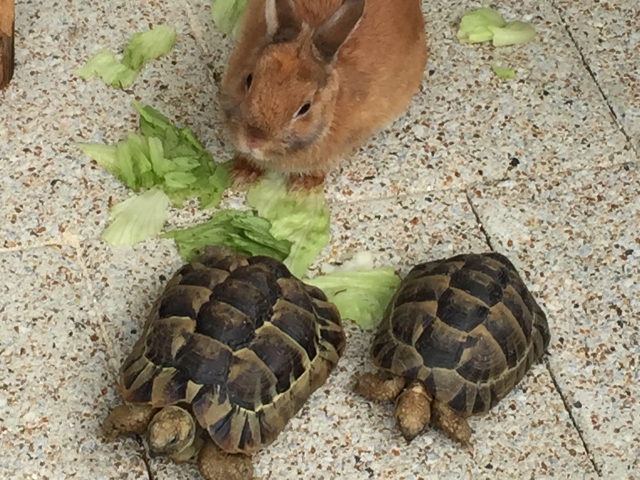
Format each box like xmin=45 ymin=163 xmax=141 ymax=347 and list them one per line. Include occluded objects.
xmin=103 ymin=245 xmax=346 ymax=480
xmin=355 ymin=252 xmax=550 ymax=445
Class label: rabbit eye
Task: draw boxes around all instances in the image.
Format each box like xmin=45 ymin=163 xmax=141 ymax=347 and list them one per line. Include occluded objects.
xmin=294 ymin=102 xmax=311 ymax=118
xmin=245 ymin=74 xmax=253 ymax=90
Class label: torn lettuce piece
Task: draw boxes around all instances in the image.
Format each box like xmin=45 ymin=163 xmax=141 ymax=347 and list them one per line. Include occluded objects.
xmin=102 ymin=187 xmax=170 ymax=246
xmin=147 ymin=137 xmax=178 ymax=177
xmin=163 ymin=209 xmax=292 ymax=262
xmin=73 ymin=50 xmax=137 ymax=88
xmin=211 ymin=0 xmax=248 ymax=38
xmin=492 ymin=65 xmax=516 ymax=79
xmin=163 ymin=171 xmax=199 ymax=189
xmin=456 ymin=7 xmax=506 ymax=44
xmin=77 ymin=143 xmax=118 ymax=174
xmin=305 ymin=256 xmax=401 ymax=330
xmin=246 ymin=173 xmax=330 ymax=278
xmin=122 ymin=25 xmax=177 ymax=70
xmin=80 ymin=102 xmax=232 ymax=210
xmin=75 ymin=25 xmax=176 ymax=89
xmin=489 ymin=21 xmax=537 ymax=47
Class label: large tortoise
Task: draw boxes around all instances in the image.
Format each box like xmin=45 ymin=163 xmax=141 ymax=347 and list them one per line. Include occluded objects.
xmin=102 ymin=244 xmax=346 ymax=479
xmin=355 ymin=252 xmax=550 ymax=445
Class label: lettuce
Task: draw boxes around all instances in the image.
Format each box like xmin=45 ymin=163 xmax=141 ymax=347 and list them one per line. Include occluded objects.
xmin=101 ymin=187 xmax=170 ymax=246
xmin=456 ymin=7 xmax=506 ymax=44
xmin=306 ymin=252 xmax=401 ymax=330
xmin=211 ymin=0 xmax=248 ymax=39
xmin=74 ymin=25 xmax=176 ymax=88
xmin=456 ymin=8 xmax=536 ymax=47
xmin=489 ymin=21 xmax=537 ymax=47
xmin=246 ymin=173 xmax=330 ymax=278
xmin=491 ymin=65 xmax=515 ymax=79
xmin=163 ymin=209 xmax=292 ymax=262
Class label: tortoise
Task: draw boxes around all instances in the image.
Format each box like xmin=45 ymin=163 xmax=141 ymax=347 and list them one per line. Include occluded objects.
xmin=102 ymin=244 xmax=346 ymax=480
xmin=354 ymin=252 xmax=550 ymax=445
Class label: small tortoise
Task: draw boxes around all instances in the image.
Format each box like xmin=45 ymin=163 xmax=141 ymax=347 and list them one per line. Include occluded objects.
xmin=103 ymin=245 xmax=346 ymax=480
xmin=355 ymin=252 xmax=550 ymax=445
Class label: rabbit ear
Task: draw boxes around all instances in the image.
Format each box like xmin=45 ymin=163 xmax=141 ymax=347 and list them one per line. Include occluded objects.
xmin=312 ymin=0 xmax=365 ymax=63
xmin=265 ymin=0 xmax=302 ymax=43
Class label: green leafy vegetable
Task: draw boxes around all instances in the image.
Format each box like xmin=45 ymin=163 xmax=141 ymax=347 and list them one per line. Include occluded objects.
xmin=102 ymin=187 xmax=170 ymax=246
xmin=456 ymin=7 xmax=506 ymax=44
xmin=73 ymin=50 xmax=137 ymax=88
xmin=78 ymin=102 xmax=231 ymax=209
xmin=211 ymin=0 xmax=248 ymax=38
xmin=163 ymin=209 xmax=292 ymax=262
xmin=456 ymin=8 xmax=536 ymax=47
xmin=122 ymin=25 xmax=176 ymax=70
xmin=74 ymin=25 xmax=176 ymax=88
xmin=488 ymin=21 xmax=537 ymax=47
xmin=491 ymin=65 xmax=515 ymax=79
xmin=246 ymin=173 xmax=330 ymax=278
xmin=77 ymin=143 xmax=118 ymax=173
xmin=305 ymin=252 xmax=401 ymax=330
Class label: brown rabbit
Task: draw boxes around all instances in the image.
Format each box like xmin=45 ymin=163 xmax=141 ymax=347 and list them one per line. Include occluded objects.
xmin=219 ymin=0 xmax=428 ymax=190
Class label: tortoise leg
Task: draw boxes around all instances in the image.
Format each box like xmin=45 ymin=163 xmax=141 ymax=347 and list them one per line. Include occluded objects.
xmin=431 ymin=398 xmax=473 ymax=447
xmin=394 ymin=380 xmax=432 ymax=442
xmin=354 ymin=371 xmax=406 ymax=402
xmin=197 ymin=440 xmax=255 ymax=480
xmin=102 ymin=404 xmax=157 ymax=438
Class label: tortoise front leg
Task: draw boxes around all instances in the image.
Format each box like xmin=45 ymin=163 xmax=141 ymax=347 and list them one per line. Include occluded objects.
xmin=353 ymin=370 xmax=406 ymax=402
xmin=197 ymin=440 xmax=255 ymax=480
xmin=393 ymin=380 xmax=432 ymax=442
xmin=102 ymin=404 xmax=157 ymax=438
xmin=431 ymin=398 xmax=473 ymax=447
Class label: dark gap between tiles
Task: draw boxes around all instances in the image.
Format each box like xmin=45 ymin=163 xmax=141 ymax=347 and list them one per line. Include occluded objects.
xmin=549 ymin=0 xmax=637 ymax=157
xmin=544 ymin=357 xmax=602 ymax=477
xmin=465 ymin=189 xmax=495 ymax=251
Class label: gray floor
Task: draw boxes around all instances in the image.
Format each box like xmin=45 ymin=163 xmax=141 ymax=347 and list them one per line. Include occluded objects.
xmin=1 ymin=0 xmax=638 ymax=479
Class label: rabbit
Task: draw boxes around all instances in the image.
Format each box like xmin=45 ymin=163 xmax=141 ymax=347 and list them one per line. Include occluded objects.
xmin=218 ymin=0 xmax=428 ymax=190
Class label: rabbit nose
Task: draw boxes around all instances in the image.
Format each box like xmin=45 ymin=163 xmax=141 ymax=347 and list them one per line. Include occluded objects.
xmin=243 ymin=125 xmax=266 ymax=148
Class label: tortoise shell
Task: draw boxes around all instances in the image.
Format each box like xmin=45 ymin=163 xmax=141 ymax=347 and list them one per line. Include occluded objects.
xmin=370 ymin=252 xmax=550 ymax=417
xmin=118 ymin=245 xmax=346 ymax=454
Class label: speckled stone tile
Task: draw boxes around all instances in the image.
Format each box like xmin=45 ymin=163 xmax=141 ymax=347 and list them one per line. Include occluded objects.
xmin=91 ymin=191 xmax=595 ymax=479
xmin=469 ymin=162 xmax=640 ymax=478
xmin=184 ymin=0 xmax=631 ymax=203
xmin=0 ymin=246 xmax=148 ymax=479
xmin=0 ymin=0 xmax=230 ymax=248
xmin=552 ymin=0 xmax=640 ymax=154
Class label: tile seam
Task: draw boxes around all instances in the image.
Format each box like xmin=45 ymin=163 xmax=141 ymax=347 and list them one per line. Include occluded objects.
xmin=544 ymin=358 xmax=603 ymax=477
xmin=549 ymin=0 xmax=638 ymax=158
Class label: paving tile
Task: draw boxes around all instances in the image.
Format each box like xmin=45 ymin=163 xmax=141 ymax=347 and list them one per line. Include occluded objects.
xmin=0 ymin=0 xmax=230 ymax=248
xmin=87 ymin=191 xmax=594 ymax=479
xmin=552 ymin=0 xmax=640 ymax=154
xmin=0 ymin=246 xmax=148 ymax=479
xmin=469 ymin=162 xmax=640 ymax=478
xmin=184 ymin=0 xmax=631 ymax=203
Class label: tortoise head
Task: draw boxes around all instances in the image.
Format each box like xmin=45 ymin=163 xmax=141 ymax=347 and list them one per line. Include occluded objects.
xmin=146 ymin=405 xmax=196 ymax=457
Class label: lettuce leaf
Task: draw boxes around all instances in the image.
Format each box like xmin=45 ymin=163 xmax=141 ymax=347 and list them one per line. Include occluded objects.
xmin=456 ymin=7 xmax=506 ymax=44
xmin=78 ymin=102 xmax=232 ymax=209
xmin=456 ymin=8 xmax=536 ymax=47
xmin=101 ymin=187 xmax=170 ymax=246
xmin=489 ymin=21 xmax=537 ymax=47
xmin=75 ymin=25 xmax=176 ymax=89
xmin=491 ymin=65 xmax=516 ymax=79
xmin=163 ymin=209 xmax=292 ymax=262
xmin=246 ymin=173 xmax=330 ymax=278
xmin=122 ymin=25 xmax=176 ymax=70
xmin=305 ymin=252 xmax=401 ymax=330
xmin=211 ymin=0 xmax=248 ymax=39
xmin=73 ymin=50 xmax=137 ymax=89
